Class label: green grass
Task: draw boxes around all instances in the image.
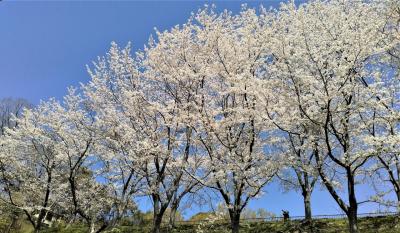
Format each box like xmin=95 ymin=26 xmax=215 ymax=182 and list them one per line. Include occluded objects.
xmin=2 ymin=215 xmax=400 ymax=233
xmin=107 ymin=215 xmax=400 ymax=233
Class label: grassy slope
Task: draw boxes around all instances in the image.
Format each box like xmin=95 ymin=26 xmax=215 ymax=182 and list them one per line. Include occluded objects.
xmin=166 ymin=216 xmax=400 ymax=233
xmin=4 ymin=215 xmax=400 ymax=233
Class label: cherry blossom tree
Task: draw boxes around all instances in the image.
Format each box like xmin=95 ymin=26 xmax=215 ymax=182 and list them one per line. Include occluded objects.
xmin=363 ymin=1 xmax=400 ymax=211
xmin=363 ymin=64 xmax=399 ymax=211
xmin=83 ymin=42 xmax=205 ymax=233
xmin=0 ymin=98 xmax=32 ymax=231
xmin=275 ymin=131 xmax=320 ymax=222
xmin=155 ymin=7 xmax=280 ymax=233
xmin=0 ymin=96 xmax=121 ymax=233
xmin=260 ymin=58 xmax=322 ymax=222
xmin=0 ymin=103 xmax=64 ymax=233
xmin=262 ymin=1 xmax=396 ymax=232
xmin=36 ymin=91 xmax=118 ymax=233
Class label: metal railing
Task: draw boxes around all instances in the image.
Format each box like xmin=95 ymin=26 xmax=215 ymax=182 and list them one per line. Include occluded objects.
xmin=175 ymin=211 xmax=399 ymax=224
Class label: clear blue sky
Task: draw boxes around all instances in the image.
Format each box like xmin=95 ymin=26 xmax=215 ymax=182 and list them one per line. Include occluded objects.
xmin=0 ymin=0 xmax=386 ymax=219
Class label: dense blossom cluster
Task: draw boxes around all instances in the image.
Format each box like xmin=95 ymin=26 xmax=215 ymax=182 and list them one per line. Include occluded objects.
xmin=0 ymin=1 xmax=398 ymax=233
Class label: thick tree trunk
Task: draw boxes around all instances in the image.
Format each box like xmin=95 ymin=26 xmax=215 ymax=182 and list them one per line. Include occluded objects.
xmin=168 ymin=202 xmax=178 ymax=230
xmin=301 ymin=173 xmax=312 ymax=222
xmin=347 ymin=169 xmax=358 ymax=233
xmin=302 ymin=191 xmax=314 ymax=233
xmin=152 ymin=197 xmax=161 ymax=233
xmin=302 ymin=191 xmax=312 ymax=222
xmin=152 ymin=214 xmax=163 ymax=233
xmin=347 ymin=210 xmax=358 ymax=233
xmin=229 ymin=211 xmax=241 ymax=233
xmin=395 ymin=188 xmax=400 ymax=211
xmin=316 ymin=142 xmax=359 ymax=233
xmin=34 ymin=210 xmax=46 ymax=233
xmin=152 ymin=196 xmax=168 ymax=233
xmin=34 ymin=169 xmax=53 ymax=233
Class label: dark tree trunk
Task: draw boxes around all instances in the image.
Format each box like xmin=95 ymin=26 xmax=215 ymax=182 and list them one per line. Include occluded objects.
xmin=33 ymin=167 xmax=53 ymax=233
xmin=302 ymin=191 xmax=312 ymax=222
xmin=396 ymin=190 xmax=400 ymax=210
xmin=347 ymin=209 xmax=358 ymax=233
xmin=152 ymin=214 xmax=163 ymax=233
xmin=151 ymin=195 xmax=168 ymax=233
xmin=229 ymin=210 xmax=241 ymax=233
xmin=168 ymin=202 xmax=178 ymax=230
xmin=68 ymin=176 xmax=79 ymax=217
xmin=33 ymin=210 xmax=45 ymax=233
xmin=302 ymin=190 xmax=314 ymax=233
xmin=316 ymin=148 xmax=359 ymax=233
xmin=152 ymin=196 xmax=161 ymax=233
xmin=347 ymin=169 xmax=358 ymax=233
xmin=301 ymin=173 xmax=313 ymax=223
